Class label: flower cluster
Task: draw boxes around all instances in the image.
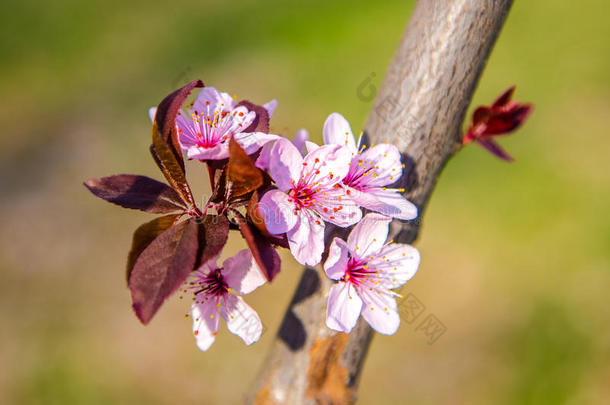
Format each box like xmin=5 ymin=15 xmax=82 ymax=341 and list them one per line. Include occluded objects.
xmin=85 ymin=80 xmax=529 ymax=352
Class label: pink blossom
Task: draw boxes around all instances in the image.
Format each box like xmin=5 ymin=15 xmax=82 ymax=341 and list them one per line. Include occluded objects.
xmin=324 ymin=213 xmax=420 ymax=334
xmin=258 ymin=138 xmax=362 ymax=266
xmin=175 ymin=87 xmax=278 ymax=160
xmin=186 ymin=249 xmax=266 ymax=351
xmin=323 ymin=113 xmax=417 ymax=220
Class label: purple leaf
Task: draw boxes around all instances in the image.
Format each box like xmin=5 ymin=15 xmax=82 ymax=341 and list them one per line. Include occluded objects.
xmin=84 ymin=175 xmax=187 ymax=213
xmin=152 ymin=125 xmax=195 ymax=206
xmin=129 ymin=217 xmax=199 ymax=324
xmin=233 ymin=211 xmax=281 ymax=282
xmin=127 ymin=214 xmax=181 ymax=283
xmin=153 ymin=80 xmax=204 ymax=169
xmin=195 ymin=215 xmax=230 ymax=268
xmin=226 ymin=136 xmax=264 ymax=198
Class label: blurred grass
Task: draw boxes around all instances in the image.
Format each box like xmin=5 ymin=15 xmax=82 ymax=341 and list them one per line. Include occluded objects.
xmin=1 ymin=0 xmax=609 ymax=404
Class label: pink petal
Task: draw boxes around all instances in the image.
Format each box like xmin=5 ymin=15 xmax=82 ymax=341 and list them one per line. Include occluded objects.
xmin=176 ymin=111 xmax=200 ymax=141
xmin=370 ymin=243 xmax=420 ymax=289
xmin=222 ymin=249 xmax=267 ymax=295
xmin=326 ymin=282 xmax=363 ymax=333
xmin=357 ymin=188 xmax=418 ymax=220
xmin=357 ymin=143 xmax=402 ymax=187
xmin=221 ymin=295 xmax=262 ymax=346
xmin=313 ymin=187 xmax=362 ymax=227
xmin=185 ymin=142 xmax=230 ymax=160
xmin=192 ymin=86 xmax=234 ymax=113
xmin=303 ymin=144 xmax=352 ymax=187
xmin=258 ymin=189 xmax=298 ymax=234
xmin=358 ymin=287 xmax=400 ymax=335
xmin=292 ymin=128 xmax=309 ymax=155
xmin=323 ymin=113 xmax=357 ymax=153
xmin=286 ymin=212 xmax=325 ymax=266
xmin=347 ymin=213 xmax=391 ymax=258
xmin=254 ymin=141 xmax=274 ymax=171
xmin=324 ymin=238 xmax=350 ymax=280
xmin=263 ymin=99 xmax=278 ymax=117
xmin=305 ymin=141 xmax=319 ymax=154
xmin=235 ymin=105 xmax=257 ymax=126
xmin=234 ymin=132 xmax=280 ymax=154
xmin=190 ymin=300 xmax=220 ymax=351
xmin=268 ymin=138 xmax=303 ymax=191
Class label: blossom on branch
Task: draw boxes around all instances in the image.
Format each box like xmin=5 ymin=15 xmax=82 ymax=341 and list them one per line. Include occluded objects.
xmin=323 ymin=113 xmax=417 ymax=220
xmin=324 ymin=213 xmax=420 ymax=334
xmin=187 ymin=249 xmax=266 ymax=351
xmin=258 ymin=138 xmax=362 ymax=266
xmin=170 ymin=86 xmax=278 ymax=160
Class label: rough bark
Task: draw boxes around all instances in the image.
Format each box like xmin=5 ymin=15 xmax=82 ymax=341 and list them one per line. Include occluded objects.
xmin=248 ymin=0 xmax=513 ymax=403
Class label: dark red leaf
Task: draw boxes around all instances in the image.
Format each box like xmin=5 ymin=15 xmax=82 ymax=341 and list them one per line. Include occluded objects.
xmin=209 ymin=167 xmax=228 ymax=204
xmin=194 ymin=215 xmax=230 ymax=268
xmin=84 ymin=174 xmax=187 ymax=213
xmin=491 ymin=85 xmax=515 ymax=108
xmin=236 ymin=100 xmax=270 ymax=133
xmin=126 ymin=214 xmax=181 ymax=283
xmin=483 ymin=104 xmax=533 ymax=136
xmin=477 ymin=138 xmax=514 ymax=162
xmin=247 ymin=191 xmax=267 ymax=234
xmin=463 ymin=86 xmax=533 ymax=161
xmin=129 ymin=218 xmax=199 ymax=324
xmin=233 ymin=211 xmax=281 ymax=282
xmin=154 ymin=79 xmax=204 ymax=169
xmin=226 ymin=136 xmax=264 ymax=198
xmin=152 ymin=124 xmax=195 ymax=206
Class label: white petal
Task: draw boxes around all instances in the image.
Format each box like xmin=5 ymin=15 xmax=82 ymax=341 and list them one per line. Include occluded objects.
xmin=148 ymin=107 xmax=157 ymax=123
xmin=286 ymin=211 xmax=325 ymax=266
xmin=221 ymin=295 xmax=263 ymax=346
xmin=359 ymin=287 xmax=400 ymax=335
xmin=326 ymin=283 xmax=363 ymax=333
xmin=222 ymin=249 xmax=266 ymax=295
xmin=323 ymin=113 xmax=357 ymax=153
xmin=190 ymin=301 xmax=220 ymax=351
xmin=324 ymin=238 xmax=349 ymax=280
xmin=347 ymin=213 xmax=391 ymax=258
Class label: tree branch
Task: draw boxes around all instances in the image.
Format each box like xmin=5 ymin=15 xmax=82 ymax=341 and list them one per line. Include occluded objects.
xmin=248 ymin=1 xmax=513 ymax=403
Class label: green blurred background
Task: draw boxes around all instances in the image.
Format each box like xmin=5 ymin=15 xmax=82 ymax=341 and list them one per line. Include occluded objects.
xmin=1 ymin=0 xmax=609 ymax=403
